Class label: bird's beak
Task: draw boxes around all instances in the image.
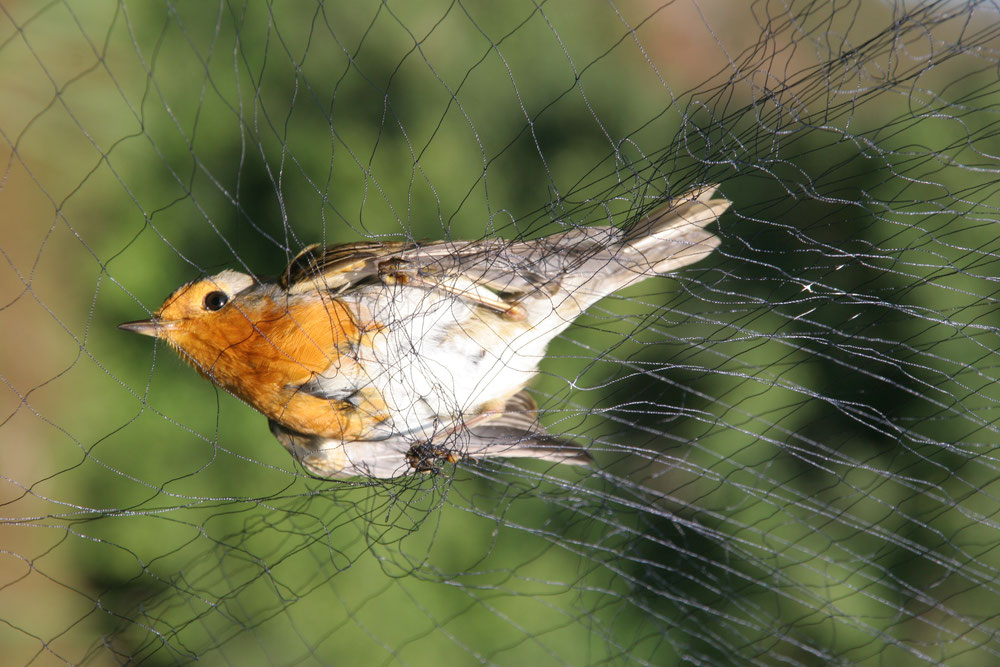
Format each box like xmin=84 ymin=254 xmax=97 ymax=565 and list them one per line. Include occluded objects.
xmin=118 ymin=318 xmax=174 ymax=338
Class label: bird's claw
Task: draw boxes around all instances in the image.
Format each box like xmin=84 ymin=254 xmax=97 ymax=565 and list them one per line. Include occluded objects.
xmin=406 ymin=442 xmax=462 ymax=473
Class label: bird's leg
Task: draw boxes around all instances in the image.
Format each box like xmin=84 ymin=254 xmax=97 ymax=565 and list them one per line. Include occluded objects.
xmin=405 ymin=443 xmax=457 ymax=473
xmin=378 ymin=259 xmax=527 ymax=321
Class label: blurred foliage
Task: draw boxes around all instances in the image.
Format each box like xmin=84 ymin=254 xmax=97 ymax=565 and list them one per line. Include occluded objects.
xmin=3 ymin=0 xmax=1000 ymax=665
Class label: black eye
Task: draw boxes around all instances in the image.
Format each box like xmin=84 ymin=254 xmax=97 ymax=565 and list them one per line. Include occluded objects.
xmin=203 ymin=291 xmax=229 ymax=311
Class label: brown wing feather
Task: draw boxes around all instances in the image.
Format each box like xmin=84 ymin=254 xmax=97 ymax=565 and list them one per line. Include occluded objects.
xmin=280 ymin=241 xmax=410 ymax=292
xmin=280 ymin=184 xmax=725 ymax=300
xmin=458 ymin=390 xmax=594 ymax=466
xmin=281 ymin=237 xmax=543 ymax=296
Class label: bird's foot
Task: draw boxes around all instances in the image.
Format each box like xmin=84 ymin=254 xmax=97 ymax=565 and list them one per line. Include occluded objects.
xmin=405 ymin=442 xmax=462 ymax=474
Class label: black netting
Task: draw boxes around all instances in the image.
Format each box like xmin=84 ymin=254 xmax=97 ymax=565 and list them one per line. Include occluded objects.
xmin=3 ymin=0 xmax=1000 ymax=664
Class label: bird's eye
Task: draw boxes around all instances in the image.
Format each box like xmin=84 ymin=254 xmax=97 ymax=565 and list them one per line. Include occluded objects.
xmin=203 ymin=291 xmax=229 ymax=311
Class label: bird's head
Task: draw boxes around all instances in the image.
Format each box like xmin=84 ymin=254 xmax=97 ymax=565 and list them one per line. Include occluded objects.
xmin=119 ymin=270 xmax=257 ymax=370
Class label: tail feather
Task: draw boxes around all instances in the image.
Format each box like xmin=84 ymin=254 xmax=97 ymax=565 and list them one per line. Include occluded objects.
xmin=625 ymin=184 xmax=728 ymax=274
xmin=544 ymin=184 xmax=728 ymax=314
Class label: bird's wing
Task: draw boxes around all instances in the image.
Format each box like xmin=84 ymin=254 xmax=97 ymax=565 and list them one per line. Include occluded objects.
xmin=447 ymin=389 xmax=594 ymax=467
xmin=269 ymin=389 xmax=592 ymax=479
xmin=280 ymin=241 xmax=411 ymax=292
xmin=280 ymin=184 xmax=726 ymax=299
xmin=280 ymin=237 xmax=541 ymax=296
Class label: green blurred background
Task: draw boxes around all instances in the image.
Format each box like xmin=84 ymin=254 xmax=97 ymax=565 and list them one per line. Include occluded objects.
xmin=3 ymin=1 xmax=1000 ymax=664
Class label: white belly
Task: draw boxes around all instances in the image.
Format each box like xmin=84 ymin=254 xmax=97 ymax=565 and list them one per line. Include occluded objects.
xmin=346 ymin=283 xmax=557 ymax=439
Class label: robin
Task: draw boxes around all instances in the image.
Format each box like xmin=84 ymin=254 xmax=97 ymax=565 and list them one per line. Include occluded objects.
xmin=120 ymin=185 xmax=729 ymax=478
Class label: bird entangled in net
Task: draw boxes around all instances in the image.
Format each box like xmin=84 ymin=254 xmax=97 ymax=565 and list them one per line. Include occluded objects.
xmin=2 ymin=1 xmax=999 ymax=664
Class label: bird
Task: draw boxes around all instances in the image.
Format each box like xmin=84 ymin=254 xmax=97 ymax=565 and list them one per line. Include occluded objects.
xmin=119 ymin=185 xmax=729 ymax=479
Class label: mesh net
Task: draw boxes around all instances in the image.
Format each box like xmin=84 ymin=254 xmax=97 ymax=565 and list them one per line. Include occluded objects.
xmin=3 ymin=0 xmax=1000 ymax=664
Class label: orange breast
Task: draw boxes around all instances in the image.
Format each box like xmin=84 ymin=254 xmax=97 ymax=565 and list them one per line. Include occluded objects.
xmin=169 ymin=293 xmax=387 ymax=439
xmin=267 ymin=385 xmax=390 ymax=441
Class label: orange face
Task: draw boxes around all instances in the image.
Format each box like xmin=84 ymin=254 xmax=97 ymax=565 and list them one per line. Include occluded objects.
xmin=121 ymin=269 xmax=258 ymax=374
xmin=155 ymin=271 xmax=254 ymax=330
xmin=120 ymin=270 xmax=380 ymax=440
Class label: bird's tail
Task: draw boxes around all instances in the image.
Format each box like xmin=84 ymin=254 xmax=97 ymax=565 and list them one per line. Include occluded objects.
xmin=541 ymin=184 xmax=727 ymax=316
